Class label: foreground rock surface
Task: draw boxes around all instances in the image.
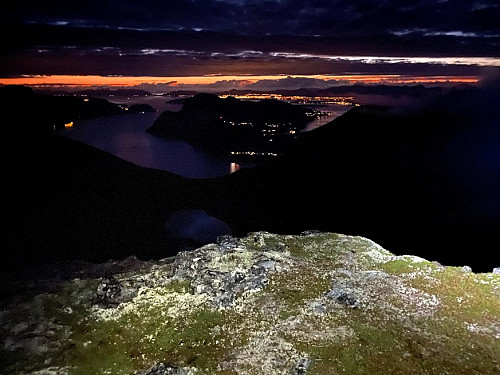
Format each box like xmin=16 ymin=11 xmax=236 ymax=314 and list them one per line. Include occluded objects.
xmin=1 ymin=232 xmax=499 ymax=374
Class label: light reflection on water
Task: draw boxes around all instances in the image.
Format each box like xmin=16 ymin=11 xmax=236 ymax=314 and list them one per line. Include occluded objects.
xmin=59 ymin=98 xmax=237 ymax=178
xmin=59 ymin=97 xmax=350 ymax=178
xmin=230 ymin=162 xmax=241 ymax=173
xmin=59 ymin=97 xmax=353 ymax=244
xmin=62 ymin=112 xmax=235 ymax=178
xmin=301 ymin=104 xmax=353 ymax=132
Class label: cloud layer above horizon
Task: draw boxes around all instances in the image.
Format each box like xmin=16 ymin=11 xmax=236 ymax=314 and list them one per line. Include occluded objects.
xmin=1 ymin=0 xmax=499 ymax=80
xmin=4 ymin=0 xmax=500 ymax=38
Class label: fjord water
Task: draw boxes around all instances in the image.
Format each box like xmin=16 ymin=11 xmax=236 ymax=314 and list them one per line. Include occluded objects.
xmin=57 ymin=96 xmax=352 ymax=248
xmin=59 ymin=99 xmax=234 ymax=178
xmin=59 ymin=96 xmax=351 ymax=178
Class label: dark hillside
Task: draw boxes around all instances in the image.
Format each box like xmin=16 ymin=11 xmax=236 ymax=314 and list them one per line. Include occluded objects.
xmin=200 ymin=87 xmax=500 ymax=271
xmin=3 ymin=85 xmax=499 ymax=274
xmin=1 ymin=86 xmax=201 ymax=271
xmin=147 ymin=93 xmax=317 ymax=158
xmin=0 ymin=85 xmax=128 ymax=136
xmin=4 ymin=135 xmax=199 ymax=271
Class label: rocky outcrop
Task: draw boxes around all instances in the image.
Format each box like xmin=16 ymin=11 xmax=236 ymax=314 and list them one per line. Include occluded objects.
xmin=1 ymin=232 xmax=499 ymax=374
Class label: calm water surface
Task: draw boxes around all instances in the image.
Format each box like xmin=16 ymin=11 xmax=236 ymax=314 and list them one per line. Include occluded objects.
xmin=60 ymin=97 xmax=236 ymax=178
xmin=59 ymin=96 xmax=351 ymax=178
xmin=302 ymin=105 xmax=353 ymax=132
xmin=59 ymin=96 xmax=352 ymax=243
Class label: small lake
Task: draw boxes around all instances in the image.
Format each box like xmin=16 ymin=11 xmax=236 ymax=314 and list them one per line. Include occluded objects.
xmin=59 ymin=95 xmax=351 ymax=178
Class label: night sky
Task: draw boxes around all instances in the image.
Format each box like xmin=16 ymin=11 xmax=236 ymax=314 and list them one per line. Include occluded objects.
xmin=1 ymin=0 xmax=499 ymax=90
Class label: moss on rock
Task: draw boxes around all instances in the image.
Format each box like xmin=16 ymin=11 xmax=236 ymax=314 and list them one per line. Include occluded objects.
xmin=1 ymin=232 xmax=499 ymax=374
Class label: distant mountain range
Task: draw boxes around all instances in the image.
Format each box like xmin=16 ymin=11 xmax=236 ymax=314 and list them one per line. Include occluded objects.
xmin=161 ymin=84 xmax=464 ymax=99
xmin=72 ymin=88 xmax=152 ymax=97
xmin=218 ymin=84 xmax=450 ymax=98
xmin=30 ymin=83 xmax=465 ymax=105
xmin=35 ymin=88 xmax=152 ymax=98
xmin=29 ymin=83 xmax=473 ymax=101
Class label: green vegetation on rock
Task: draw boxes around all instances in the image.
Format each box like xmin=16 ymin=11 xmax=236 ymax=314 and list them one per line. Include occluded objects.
xmin=1 ymin=232 xmax=499 ymax=374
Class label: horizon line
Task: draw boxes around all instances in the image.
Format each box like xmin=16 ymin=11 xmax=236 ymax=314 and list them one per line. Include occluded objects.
xmin=0 ymin=74 xmax=480 ymax=89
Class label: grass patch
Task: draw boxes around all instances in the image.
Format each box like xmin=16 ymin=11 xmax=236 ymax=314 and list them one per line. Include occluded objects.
xmin=267 ymin=267 xmax=330 ymax=312
xmin=56 ymin=300 xmax=230 ymax=374
xmin=379 ymin=258 xmax=437 ymax=275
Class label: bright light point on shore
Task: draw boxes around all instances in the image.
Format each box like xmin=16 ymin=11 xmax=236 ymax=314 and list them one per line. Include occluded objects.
xmin=230 ymin=162 xmax=240 ymax=173
xmin=65 ymin=121 xmax=74 ymax=128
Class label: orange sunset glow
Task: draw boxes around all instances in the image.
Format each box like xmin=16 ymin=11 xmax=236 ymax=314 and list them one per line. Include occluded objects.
xmin=0 ymin=74 xmax=480 ymax=88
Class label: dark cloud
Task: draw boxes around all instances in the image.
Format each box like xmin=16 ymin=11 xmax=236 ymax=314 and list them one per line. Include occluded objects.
xmin=1 ymin=1 xmax=498 ymax=78
xmin=479 ymin=67 xmax=500 ymax=88
xmin=4 ymin=0 xmax=499 ymax=37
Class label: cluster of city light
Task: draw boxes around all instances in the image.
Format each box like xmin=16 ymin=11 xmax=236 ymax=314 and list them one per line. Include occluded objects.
xmin=224 ymin=120 xmax=253 ymax=126
xmin=230 ymin=151 xmax=279 ymax=156
xmin=226 ymin=120 xmax=298 ymax=129
xmin=307 ymin=97 xmax=355 ymax=106
xmin=261 ymin=124 xmax=297 ymax=136
xmin=219 ymin=93 xmax=356 ymax=105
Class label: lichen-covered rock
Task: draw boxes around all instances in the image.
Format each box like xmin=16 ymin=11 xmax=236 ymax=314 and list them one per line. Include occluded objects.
xmin=1 ymin=232 xmax=499 ymax=375
xmin=94 ymin=275 xmax=137 ymax=308
xmin=135 ymin=362 xmax=189 ymax=375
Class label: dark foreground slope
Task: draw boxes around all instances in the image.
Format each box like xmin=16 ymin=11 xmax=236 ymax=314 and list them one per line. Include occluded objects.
xmin=3 ymin=135 xmax=200 ymax=271
xmin=200 ymin=87 xmax=500 ymax=271
xmin=1 ymin=85 xmax=204 ymax=272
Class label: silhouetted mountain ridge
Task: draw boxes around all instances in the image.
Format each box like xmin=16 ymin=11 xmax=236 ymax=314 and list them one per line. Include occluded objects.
xmin=147 ymin=93 xmax=317 ymax=158
xmin=220 ymin=84 xmax=448 ymax=98
xmin=2 ymin=86 xmax=201 ymax=271
xmin=71 ymin=88 xmax=151 ymax=97
xmin=0 ymin=85 xmax=128 ymax=136
xmin=34 ymin=88 xmax=152 ymax=98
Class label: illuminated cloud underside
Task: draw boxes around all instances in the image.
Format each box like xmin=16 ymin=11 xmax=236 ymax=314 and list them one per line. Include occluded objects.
xmin=51 ymin=46 xmax=499 ymax=67
xmin=268 ymin=53 xmax=500 ymax=67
